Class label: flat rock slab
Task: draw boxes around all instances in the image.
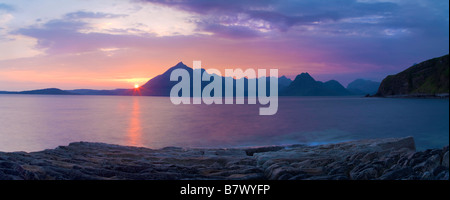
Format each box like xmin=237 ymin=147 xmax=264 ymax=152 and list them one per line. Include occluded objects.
xmin=0 ymin=137 xmax=448 ymax=180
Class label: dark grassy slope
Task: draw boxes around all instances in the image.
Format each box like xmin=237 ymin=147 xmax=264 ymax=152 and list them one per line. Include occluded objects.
xmin=376 ymin=54 xmax=449 ymax=96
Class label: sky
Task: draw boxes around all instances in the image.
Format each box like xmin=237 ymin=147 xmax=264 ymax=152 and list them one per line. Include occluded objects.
xmin=0 ymin=0 xmax=448 ymax=91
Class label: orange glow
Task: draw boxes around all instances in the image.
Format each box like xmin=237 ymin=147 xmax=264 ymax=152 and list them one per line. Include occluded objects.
xmin=127 ymin=98 xmax=143 ymax=147
xmin=0 ymin=39 xmax=325 ymax=91
xmin=133 ymin=84 xmax=142 ymax=96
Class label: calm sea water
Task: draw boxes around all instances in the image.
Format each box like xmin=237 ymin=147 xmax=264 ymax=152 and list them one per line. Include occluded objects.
xmin=0 ymin=94 xmax=448 ymax=152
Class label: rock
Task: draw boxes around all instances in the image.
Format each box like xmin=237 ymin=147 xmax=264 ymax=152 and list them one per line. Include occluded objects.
xmin=0 ymin=138 xmax=447 ymax=180
xmin=227 ymin=173 xmax=264 ymax=180
xmin=300 ymin=167 xmax=324 ymax=176
xmin=432 ymin=166 xmax=448 ymax=177
xmin=421 ymin=171 xmax=432 ymax=180
xmin=413 ymin=154 xmax=441 ymax=172
xmin=288 ymin=173 xmax=310 ymax=180
xmin=442 ymin=172 xmax=449 ymax=180
xmin=270 ymin=167 xmax=292 ymax=180
xmin=442 ymin=151 xmax=449 ymax=168
xmin=382 ymin=158 xmax=396 ymax=168
xmin=443 ymin=146 xmax=449 ymax=152
xmin=328 ymin=165 xmax=350 ymax=175
xmin=379 ymin=167 xmax=413 ymax=180
xmin=331 ymin=175 xmax=349 ymax=180
xmin=361 ymin=152 xmax=379 ymax=163
xmin=245 ymin=146 xmax=284 ymax=156
xmin=373 ymin=136 xmax=416 ymax=152
xmin=351 ymin=167 xmax=378 ymax=180
xmin=349 ymin=152 xmax=367 ymax=161
xmin=433 ymin=171 xmax=448 ymax=180
xmin=264 ymin=164 xmax=287 ymax=180
xmin=305 ymin=175 xmax=335 ymax=180
xmin=278 ymin=173 xmax=293 ymax=180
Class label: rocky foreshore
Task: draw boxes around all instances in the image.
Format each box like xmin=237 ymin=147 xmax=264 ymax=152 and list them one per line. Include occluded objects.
xmin=0 ymin=137 xmax=448 ymax=180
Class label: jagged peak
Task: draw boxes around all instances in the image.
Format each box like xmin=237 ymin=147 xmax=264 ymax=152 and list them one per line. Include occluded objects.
xmin=173 ymin=61 xmax=189 ymax=68
xmin=299 ymin=72 xmax=312 ymax=77
xmin=294 ymin=72 xmax=315 ymax=81
xmin=279 ymin=75 xmax=291 ymax=80
xmin=165 ymin=61 xmax=191 ymax=72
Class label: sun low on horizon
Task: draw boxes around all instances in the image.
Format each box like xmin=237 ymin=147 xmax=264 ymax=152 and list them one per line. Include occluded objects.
xmin=0 ymin=0 xmax=448 ymax=91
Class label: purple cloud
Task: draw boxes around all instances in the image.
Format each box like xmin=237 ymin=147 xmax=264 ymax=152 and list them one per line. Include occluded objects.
xmin=141 ymin=0 xmax=275 ymax=14
xmin=64 ymin=11 xmax=128 ymax=19
xmin=16 ymin=20 xmax=125 ymax=54
xmin=142 ymin=0 xmax=400 ymax=35
xmin=8 ymin=0 xmax=448 ymax=87
xmin=199 ymin=23 xmax=261 ymax=39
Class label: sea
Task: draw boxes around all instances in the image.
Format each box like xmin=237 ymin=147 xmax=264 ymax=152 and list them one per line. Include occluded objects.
xmin=0 ymin=94 xmax=448 ymax=152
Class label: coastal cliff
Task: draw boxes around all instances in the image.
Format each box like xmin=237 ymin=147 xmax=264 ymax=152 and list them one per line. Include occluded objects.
xmin=0 ymin=137 xmax=448 ymax=180
xmin=376 ymin=54 xmax=449 ymax=97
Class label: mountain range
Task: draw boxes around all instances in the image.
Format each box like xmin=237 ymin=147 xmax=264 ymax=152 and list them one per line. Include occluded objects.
xmin=281 ymin=72 xmax=352 ymax=96
xmin=131 ymin=62 xmax=378 ymax=96
xmin=0 ymin=61 xmax=382 ymax=97
xmin=1 ymin=54 xmax=446 ymax=97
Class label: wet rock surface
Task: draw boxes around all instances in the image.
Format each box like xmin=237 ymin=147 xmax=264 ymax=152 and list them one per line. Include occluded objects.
xmin=0 ymin=137 xmax=448 ymax=180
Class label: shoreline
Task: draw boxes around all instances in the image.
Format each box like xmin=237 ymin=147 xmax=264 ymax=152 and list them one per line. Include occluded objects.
xmin=369 ymin=93 xmax=450 ymax=99
xmin=0 ymin=137 xmax=448 ymax=180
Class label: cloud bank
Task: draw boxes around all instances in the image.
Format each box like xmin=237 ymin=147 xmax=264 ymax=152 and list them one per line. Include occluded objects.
xmin=0 ymin=0 xmax=448 ymax=90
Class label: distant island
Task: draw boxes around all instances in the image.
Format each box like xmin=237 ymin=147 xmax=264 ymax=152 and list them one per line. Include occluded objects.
xmin=2 ymin=54 xmax=448 ymax=98
xmin=0 ymin=88 xmax=76 ymax=95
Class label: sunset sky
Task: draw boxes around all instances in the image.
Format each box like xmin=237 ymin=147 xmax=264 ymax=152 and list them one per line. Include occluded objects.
xmin=0 ymin=0 xmax=448 ymax=91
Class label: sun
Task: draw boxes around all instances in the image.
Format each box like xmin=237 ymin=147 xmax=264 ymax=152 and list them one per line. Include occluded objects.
xmin=134 ymin=84 xmax=139 ymax=89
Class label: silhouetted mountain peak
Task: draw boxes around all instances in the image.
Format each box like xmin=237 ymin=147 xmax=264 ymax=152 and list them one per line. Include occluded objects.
xmin=171 ymin=61 xmax=190 ymax=70
xmin=159 ymin=62 xmax=192 ymax=77
xmin=279 ymin=75 xmax=291 ymax=81
xmin=297 ymin=72 xmax=313 ymax=79
xmin=292 ymin=72 xmax=317 ymax=86
xmin=283 ymin=73 xmax=352 ymax=96
xmin=175 ymin=61 xmax=186 ymax=67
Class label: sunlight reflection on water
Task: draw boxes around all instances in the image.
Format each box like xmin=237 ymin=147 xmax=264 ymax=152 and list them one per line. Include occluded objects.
xmin=0 ymin=95 xmax=448 ymax=152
